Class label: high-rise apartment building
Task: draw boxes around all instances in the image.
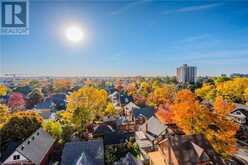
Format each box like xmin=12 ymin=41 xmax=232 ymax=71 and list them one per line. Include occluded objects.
xmin=176 ymin=64 xmax=197 ymax=83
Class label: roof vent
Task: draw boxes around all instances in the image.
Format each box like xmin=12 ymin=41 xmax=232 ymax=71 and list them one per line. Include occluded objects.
xmin=27 ymin=140 xmax=30 ymax=144
xmin=21 ymin=145 xmax=24 ymax=150
xmin=37 ymin=132 xmax=39 ymax=136
xmin=32 ymin=136 xmax=35 ymax=140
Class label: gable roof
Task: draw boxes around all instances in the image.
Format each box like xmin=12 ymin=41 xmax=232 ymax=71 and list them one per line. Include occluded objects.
xmin=36 ymin=109 xmax=52 ymax=120
xmin=15 ymin=128 xmax=55 ymax=165
xmin=34 ymin=98 xmax=54 ymax=109
xmin=146 ymin=116 xmax=167 ymax=137
xmin=125 ymin=102 xmax=140 ymax=111
xmin=61 ymin=139 xmax=104 ymax=165
xmin=104 ymin=132 xmax=134 ymax=145
xmin=232 ymin=104 xmax=248 ymax=117
xmin=0 ymin=141 xmax=22 ymax=163
xmin=117 ymin=152 xmax=143 ymax=165
xmin=133 ymin=107 xmax=154 ymax=119
xmin=93 ymin=124 xmax=115 ymax=135
xmin=162 ymin=134 xmax=224 ymax=165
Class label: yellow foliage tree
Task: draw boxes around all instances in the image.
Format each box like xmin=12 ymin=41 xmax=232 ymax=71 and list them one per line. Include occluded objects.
xmin=216 ymin=78 xmax=248 ymax=104
xmin=196 ymin=83 xmax=217 ymax=101
xmin=53 ymin=79 xmax=72 ymax=92
xmin=244 ymin=88 xmax=248 ymax=105
xmin=104 ymin=102 xmax=116 ymax=116
xmin=147 ymin=84 xmax=176 ymax=108
xmin=126 ymin=82 xmax=138 ymax=96
xmin=66 ymin=86 xmax=108 ymax=131
xmin=0 ymin=85 xmax=8 ymax=96
xmin=0 ymin=104 xmax=9 ymax=128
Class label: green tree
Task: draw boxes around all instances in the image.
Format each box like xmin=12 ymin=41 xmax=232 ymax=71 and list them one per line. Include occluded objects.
xmin=0 ymin=111 xmax=43 ymax=144
xmin=42 ymin=120 xmax=62 ymax=140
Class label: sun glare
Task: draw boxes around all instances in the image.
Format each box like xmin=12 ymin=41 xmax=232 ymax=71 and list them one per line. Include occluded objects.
xmin=65 ymin=26 xmax=84 ymax=43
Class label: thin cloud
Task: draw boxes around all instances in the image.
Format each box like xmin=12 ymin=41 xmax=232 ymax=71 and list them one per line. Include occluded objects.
xmin=163 ymin=3 xmax=222 ymax=15
xmin=111 ymin=0 xmax=149 ymax=15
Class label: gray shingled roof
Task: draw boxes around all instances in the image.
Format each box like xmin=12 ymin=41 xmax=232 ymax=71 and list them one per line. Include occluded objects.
xmin=146 ymin=116 xmax=167 ymax=137
xmin=116 ymin=153 xmax=143 ymax=165
xmin=166 ymin=134 xmax=224 ymax=165
xmin=61 ymin=139 xmax=104 ymax=165
xmin=16 ymin=128 xmax=55 ymax=165
xmin=133 ymin=107 xmax=154 ymax=119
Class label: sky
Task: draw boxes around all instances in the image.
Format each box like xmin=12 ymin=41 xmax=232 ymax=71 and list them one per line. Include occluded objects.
xmin=1 ymin=0 xmax=248 ymax=76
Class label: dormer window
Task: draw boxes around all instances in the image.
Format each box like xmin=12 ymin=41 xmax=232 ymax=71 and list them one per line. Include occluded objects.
xmin=13 ymin=155 xmax=20 ymax=160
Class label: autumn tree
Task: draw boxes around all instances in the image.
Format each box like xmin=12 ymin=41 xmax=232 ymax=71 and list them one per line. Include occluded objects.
xmin=42 ymin=120 xmax=62 ymax=140
xmin=214 ymin=75 xmax=230 ymax=84
xmin=0 ymin=104 xmax=9 ymax=128
xmin=126 ymin=82 xmax=138 ymax=96
xmin=53 ymin=79 xmax=72 ymax=92
xmin=245 ymin=88 xmax=248 ymax=105
xmin=172 ymin=90 xmax=239 ymax=157
xmin=66 ymin=86 xmax=108 ymax=132
xmin=208 ymin=96 xmax=239 ymax=156
xmin=104 ymin=102 xmax=116 ymax=116
xmin=8 ymin=92 xmax=25 ymax=111
xmin=26 ymin=88 xmax=44 ymax=109
xmin=196 ymin=83 xmax=217 ymax=102
xmin=0 ymin=111 xmax=43 ymax=144
xmin=0 ymin=84 xmax=8 ymax=96
xmin=147 ymin=84 xmax=176 ymax=108
xmin=216 ymin=78 xmax=248 ymax=104
xmin=138 ymin=81 xmax=151 ymax=96
xmin=155 ymin=103 xmax=174 ymax=124
xmin=29 ymin=80 xmax=42 ymax=89
xmin=114 ymin=80 xmax=123 ymax=92
xmin=172 ymin=90 xmax=209 ymax=134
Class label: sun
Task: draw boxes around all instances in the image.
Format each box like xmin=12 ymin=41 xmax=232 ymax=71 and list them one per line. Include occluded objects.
xmin=65 ymin=26 xmax=84 ymax=43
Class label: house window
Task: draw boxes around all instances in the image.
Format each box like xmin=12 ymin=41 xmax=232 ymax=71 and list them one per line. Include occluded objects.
xmin=13 ymin=155 xmax=20 ymax=160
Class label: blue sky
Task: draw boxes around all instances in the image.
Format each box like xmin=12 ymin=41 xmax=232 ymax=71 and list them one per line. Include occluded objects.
xmin=1 ymin=0 xmax=248 ymax=76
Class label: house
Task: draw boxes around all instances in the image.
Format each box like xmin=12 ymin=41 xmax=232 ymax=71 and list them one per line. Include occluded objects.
xmin=92 ymin=124 xmax=115 ymax=137
xmin=135 ymin=131 xmax=154 ymax=154
xmin=116 ymin=116 xmax=136 ymax=133
xmin=158 ymin=134 xmax=224 ymax=165
xmin=132 ymin=107 xmax=155 ymax=124
xmin=115 ymin=152 xmax=143 ymax=165
xmin=119 ymin=92 xmax=133 ymax=105
xmin=109 ymin=91 xmax=120 ymax=103
xmin=34 ymin=98 xmax=55 ymax=111
xmin=228 ymin=104 xmax=248 ymax=125
xmin=124 ymin=102 xmax=140 ymax=120
xmin=31 ymin=98 xmax=55 ymax=120
xmin=51 ymin=93 xmax=67 ymax=110
xmin=1 ymin=128 xmax=55 ymax=165
xmin=148 ymin=150 xmax=167 ymax=165
xmin=139 ymin=116 xmax=168 ymax=144
xmin=61 ymin=139 xmax=104 ymax=165
xmin=104 ymin=132 xmax=134 ymax=146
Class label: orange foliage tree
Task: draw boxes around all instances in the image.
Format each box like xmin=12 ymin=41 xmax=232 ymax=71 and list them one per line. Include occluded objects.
xmin=172 ymin=90 xmax=239 ymax=157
